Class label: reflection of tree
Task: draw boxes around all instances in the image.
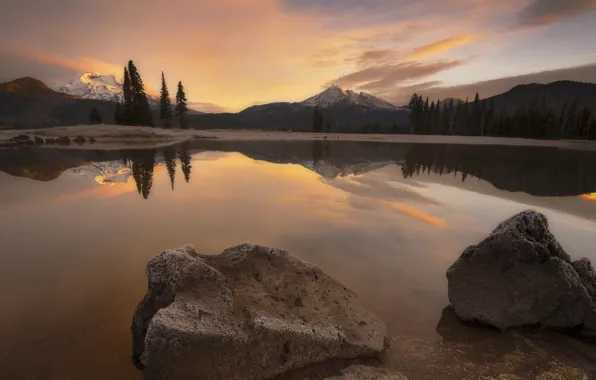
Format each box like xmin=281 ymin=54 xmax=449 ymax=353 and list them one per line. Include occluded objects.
xmin=400 ymin=144 xmax=596 ymax=196
xmin=312 ymin=140 xmax=323 ymax=163
xmin=178 ymin=142 xmax=192 ymax=183
xmin=311 ymin=140 xmax=331 ymax=164
xmin=130 ymin=149 xmax=156 ymax=199
xmin=164 ymin=147 xmax=177 ymax=191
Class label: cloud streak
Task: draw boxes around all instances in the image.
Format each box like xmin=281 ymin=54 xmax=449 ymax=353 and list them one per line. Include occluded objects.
xmin=407 ymin=34 xmax=480 ymax=59
xmin=1 ymin=44 xmax=121 ymax=79
xmin=386 ymin=62 xmax=596 ymax=105
xmin=327 ymin=60 xmax=465 ymax=92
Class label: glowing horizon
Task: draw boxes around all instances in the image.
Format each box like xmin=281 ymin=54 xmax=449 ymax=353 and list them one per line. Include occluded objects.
xmin=1 ymin=0 xmax=596 ymax=112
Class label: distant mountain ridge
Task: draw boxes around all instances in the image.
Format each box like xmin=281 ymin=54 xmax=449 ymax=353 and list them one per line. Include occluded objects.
xmin=1 ymin=76 xmax=595 ymax=130
xmin=483 ymin=80 xmax=596 ymax=115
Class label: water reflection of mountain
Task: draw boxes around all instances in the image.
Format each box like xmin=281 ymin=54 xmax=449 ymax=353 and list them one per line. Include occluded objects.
xmin=0 ymin=143 xmax=193 ymax=200
xmin=1 ymin=140 xmax=596 ymax=198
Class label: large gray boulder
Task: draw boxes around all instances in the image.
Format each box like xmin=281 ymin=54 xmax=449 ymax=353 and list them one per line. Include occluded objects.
xmin=447 ymin=210 xmax=596 ymax=331
xmin=132 ymin=243 xmax=387 ymax=380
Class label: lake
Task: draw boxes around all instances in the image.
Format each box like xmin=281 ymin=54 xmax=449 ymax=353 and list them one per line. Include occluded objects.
xmin=1 ymin=140 xmax=596 ymax=379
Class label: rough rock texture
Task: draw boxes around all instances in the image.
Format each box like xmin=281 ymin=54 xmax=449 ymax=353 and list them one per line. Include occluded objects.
xmin=447 ymin=210 xmax=596 ymax=331
xmin=132 ymin=243 xmax=387 ymax=380
xmin=73 ymin=136 xmax=86 ymax=145
xmin=323 ymin=365 xmax=408 ymax=379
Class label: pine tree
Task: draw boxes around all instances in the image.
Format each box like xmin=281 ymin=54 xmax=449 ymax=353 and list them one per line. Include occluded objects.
xmin=408 ymin=94 xmax=424 ymax=134
xmin=312 ymin=106 xmax=324 ymax=133
xmin=159 ymin=72 xmax=173 ymax=128
xmin=472 ymin=93 xmax=482 ymax=136
xmin=128 ymin=60 xmax=153 ymax=126
xmin=122 ymin=67 xmax=133 ymax=125
xmin=89 ymin=106 xmax=102 ymax=124
xmin=175 ymin=81 xmax=189 ymax=129
xmin=463 ymin=97 xmax=470 ymax=135
xmin=422 ymin=97 xmax=429 ymax=134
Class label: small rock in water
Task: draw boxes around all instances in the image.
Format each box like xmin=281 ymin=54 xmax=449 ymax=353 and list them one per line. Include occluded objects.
xmin=89 ymin=136 xmax=96 ymax=144
xmin=447 ymin=210 xmax=596 ymax=333
xmin=45 ymin=138 xmax=56 ymax=144
xmin=73 ymin=136 xmax=86 ymax=145
xmin=131 ymin=243 xmax=387 ymax=380
xmin=34 ymin=136 xmax=45 ymax=145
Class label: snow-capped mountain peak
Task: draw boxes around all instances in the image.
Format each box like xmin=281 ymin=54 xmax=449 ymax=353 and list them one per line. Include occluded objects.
xmin=52 ymin=72 xmax=123 ymax=102
xmin=301 ymin=85 xmax=402 ymax=110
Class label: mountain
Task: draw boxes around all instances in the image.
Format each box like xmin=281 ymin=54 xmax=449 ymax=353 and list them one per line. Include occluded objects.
xmin=302 ymin=85 xmax=403 ymax=110
xmin=0 ymin=77 xmax=125 ymax=127
xmin=51 ymin=72 xmax=163 ymax=106
xmin=187 ymin=86 xmax=410 ymax=131
xmin=51 ymin=72 xmax=123 ymax=102
xmin=483 ymin=81 xmax=596 ymax=114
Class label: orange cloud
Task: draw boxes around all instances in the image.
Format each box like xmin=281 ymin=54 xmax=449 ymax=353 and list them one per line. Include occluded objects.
xmin=581 ymin=193 xmax=596 ymax=200
xmin=7 ymin=44 xmax=121 ymax=78
xmin=407 ymin=34 xmax=480 ymax=59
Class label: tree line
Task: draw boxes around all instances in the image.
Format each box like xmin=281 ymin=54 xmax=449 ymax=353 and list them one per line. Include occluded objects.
xmin=90 ymin=60 xmax=189 ymax=128
xmin=407 ymin=92 xmax=596 ymax=140
xmin=309 ymin=93 xmax=595 ymax=140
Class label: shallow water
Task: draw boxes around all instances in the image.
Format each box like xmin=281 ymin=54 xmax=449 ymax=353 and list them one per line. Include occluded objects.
xmin=1 ymin=140 xmax=596 ymax=379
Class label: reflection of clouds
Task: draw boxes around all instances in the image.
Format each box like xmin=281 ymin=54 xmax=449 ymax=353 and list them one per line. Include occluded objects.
xmin=582 ymin=193 xmax=596 ymax=201
xmin=189 ymin=151 xmax=230 ymax=162
xmin=384 ymin=201 xmax=447 ymax=228
xmin=330 ymin=166 xmax=440 ymax=206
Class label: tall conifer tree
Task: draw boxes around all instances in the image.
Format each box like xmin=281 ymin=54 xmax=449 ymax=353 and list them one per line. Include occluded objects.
xmin=128 ymin=60 xmax=153 ymax=126
xmin=122 ymin=67 xmax=133 ymax=125
xmin=175 ymin=81 xmax=189 ymax=128
xmin=159 ymin=72 xmax=173 ymax=128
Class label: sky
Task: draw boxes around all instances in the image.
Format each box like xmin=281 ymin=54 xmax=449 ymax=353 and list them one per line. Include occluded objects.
xmin=1 ymin=0 xmax=596 ymax=112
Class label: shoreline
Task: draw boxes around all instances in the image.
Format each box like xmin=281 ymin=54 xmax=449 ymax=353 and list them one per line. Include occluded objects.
xmin=1 ymin=124 xmax=596 ymax=150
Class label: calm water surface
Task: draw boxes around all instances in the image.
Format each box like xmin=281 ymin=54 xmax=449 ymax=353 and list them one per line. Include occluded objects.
xmin=1 ymin=140 xmax=596 ymax=379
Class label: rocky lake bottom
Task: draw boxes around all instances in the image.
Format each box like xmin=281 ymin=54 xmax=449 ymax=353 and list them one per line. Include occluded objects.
xmin=1 ymin=140 xmax=596 ymax=379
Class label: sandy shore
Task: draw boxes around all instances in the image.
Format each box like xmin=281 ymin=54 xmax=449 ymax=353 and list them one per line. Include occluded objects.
xmin=1 ymin=124 xmax=596 ymax=150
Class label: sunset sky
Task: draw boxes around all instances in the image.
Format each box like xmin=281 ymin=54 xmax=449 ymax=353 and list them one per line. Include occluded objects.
xmin=1 ymin=0 xmax=596 ymax=112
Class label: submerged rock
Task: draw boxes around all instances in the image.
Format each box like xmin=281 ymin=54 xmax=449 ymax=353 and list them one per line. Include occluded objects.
xmin=447 ymin=210 xmax=596 ymax=332
xmin=73 ymin=136 xmax=86 ymax=145
xmin=89 ymin=136 xmax=96 ymax=144
xmin=132 ymin=243 xmax=387 ymax=380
